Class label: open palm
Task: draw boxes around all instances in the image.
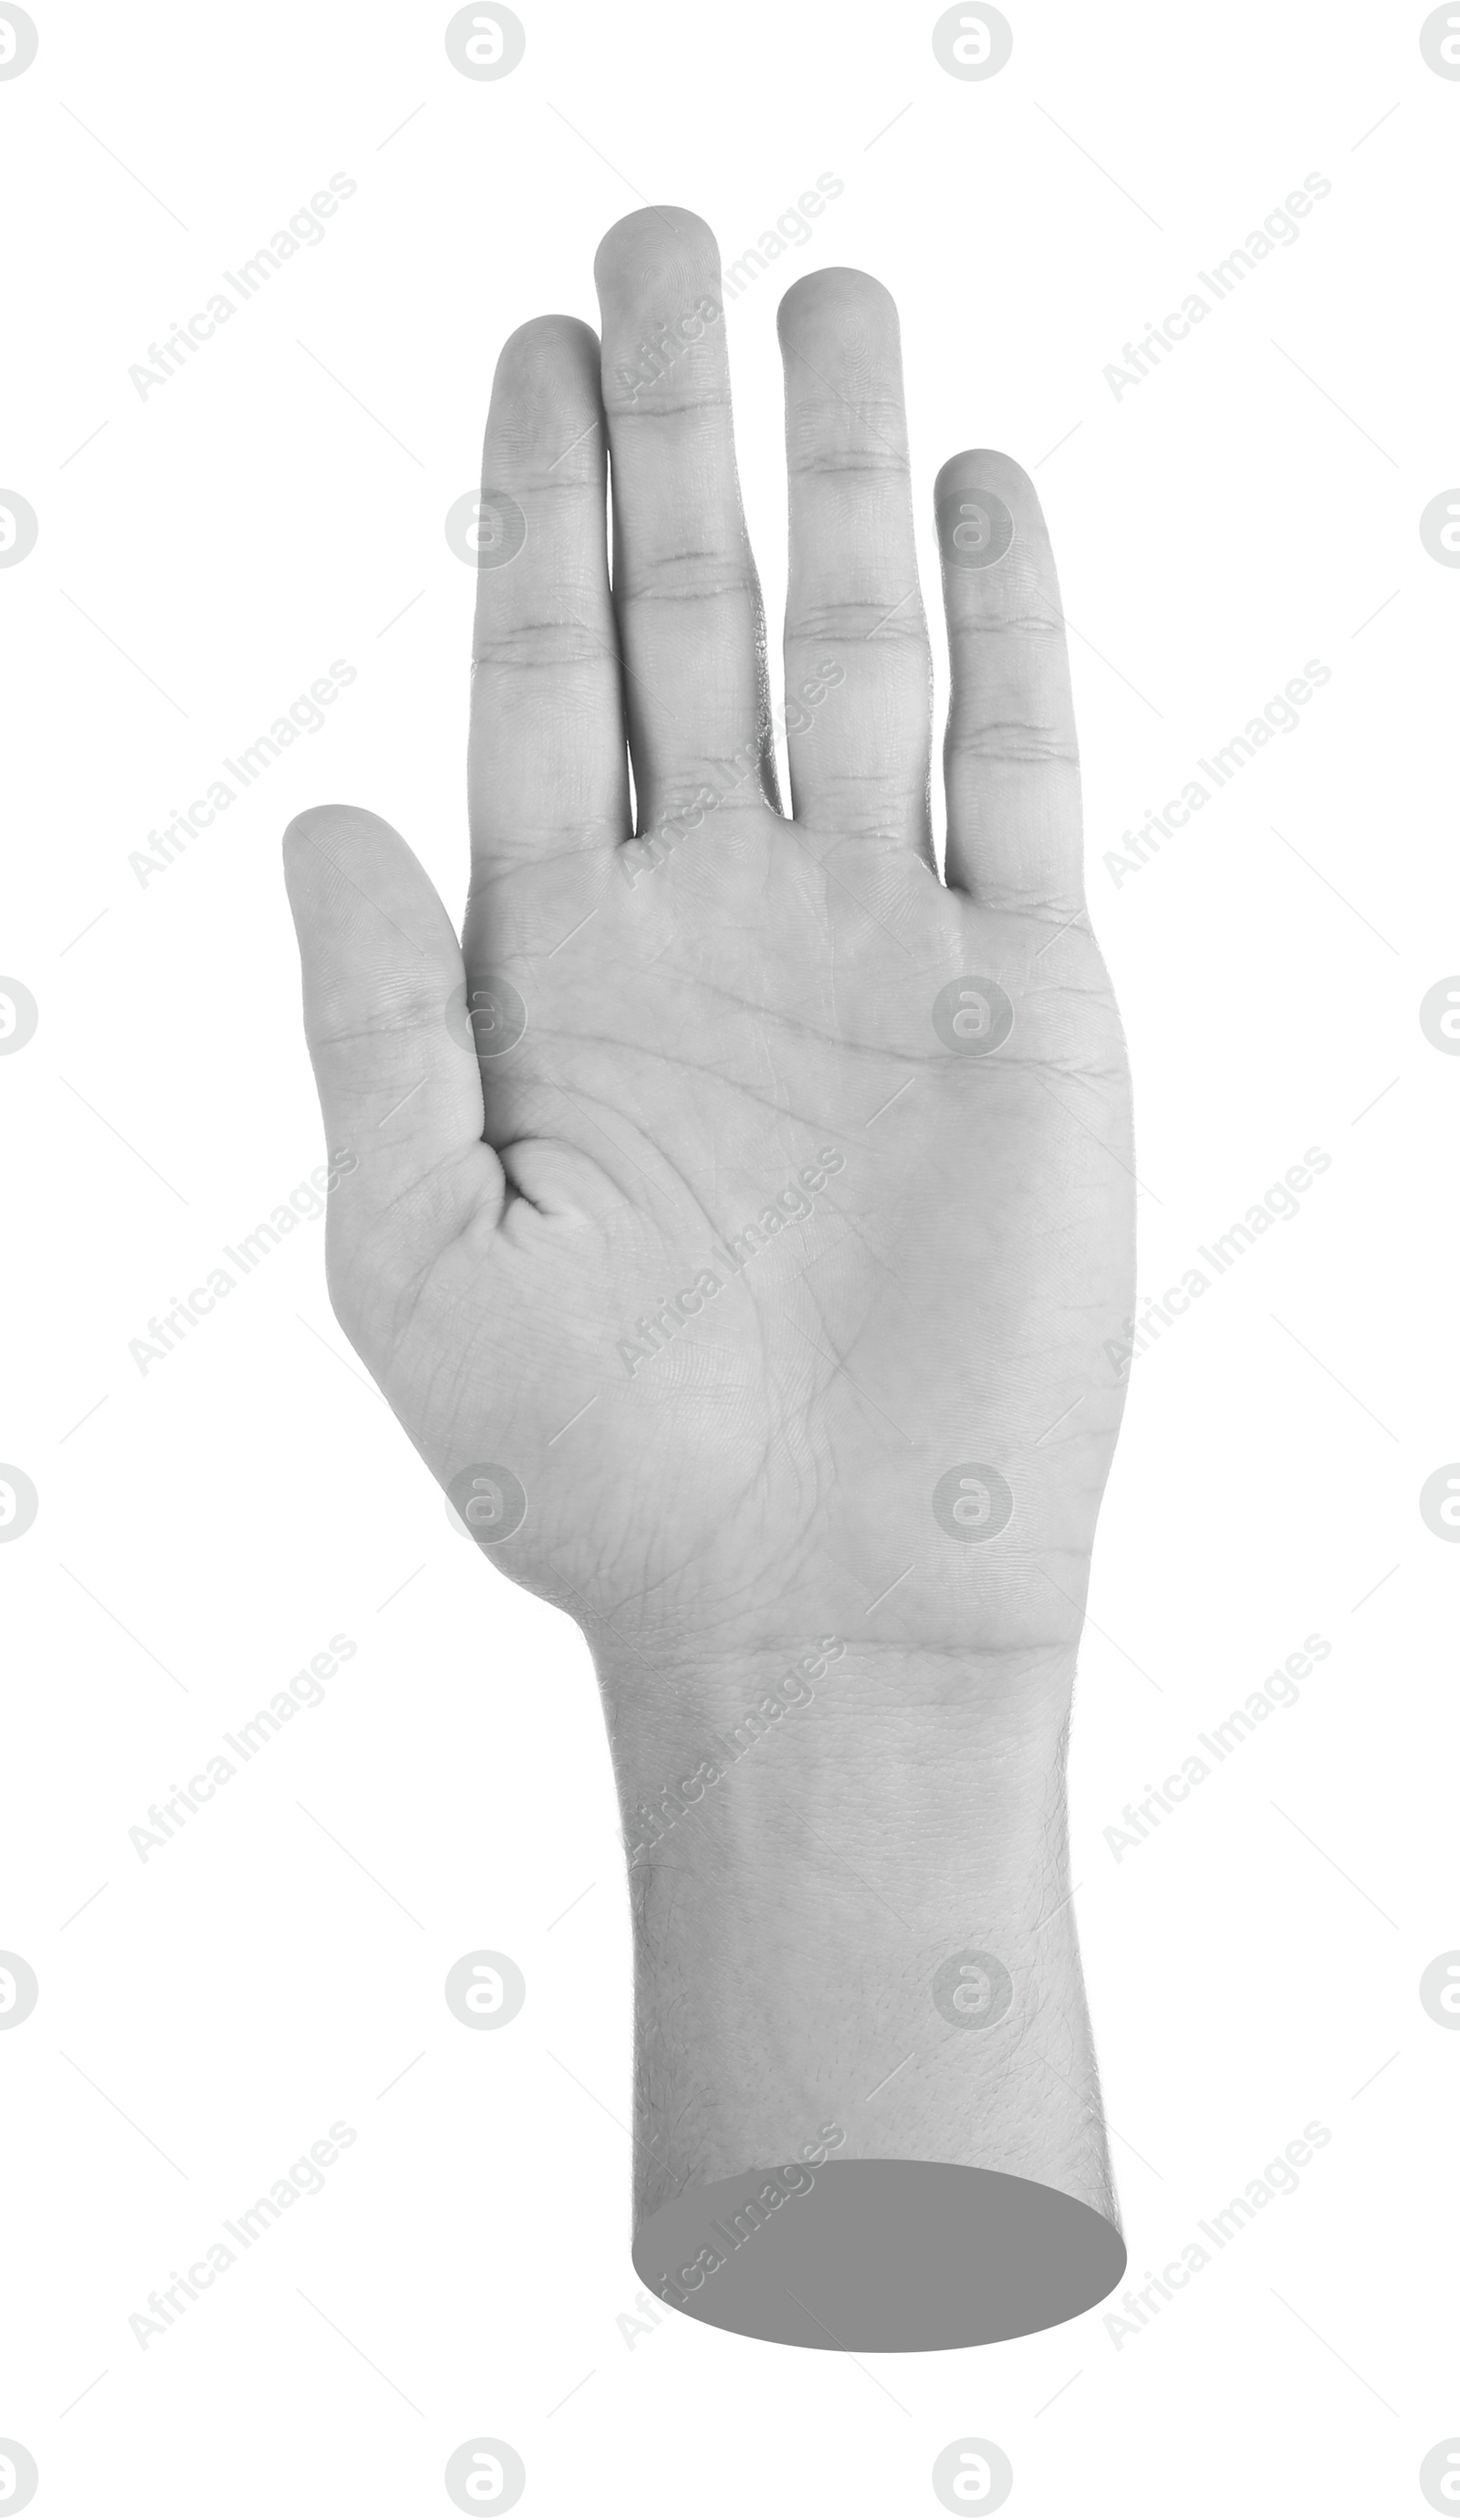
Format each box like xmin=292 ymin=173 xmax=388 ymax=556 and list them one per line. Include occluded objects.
xmin=286 ymin=210 xmax=1134 ymax=1694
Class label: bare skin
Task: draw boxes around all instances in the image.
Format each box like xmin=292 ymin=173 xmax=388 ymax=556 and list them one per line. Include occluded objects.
xmin=285 ymin=208 xmax=1135 ymax=2276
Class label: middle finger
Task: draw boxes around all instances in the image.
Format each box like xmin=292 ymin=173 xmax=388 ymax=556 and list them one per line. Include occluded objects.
xmin=593 ymin=207 xmax=777 ymax=840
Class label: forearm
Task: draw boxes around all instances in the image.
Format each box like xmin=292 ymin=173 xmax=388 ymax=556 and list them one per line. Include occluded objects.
xmin=598 ymin=1642 xmax=1121 ymax=2344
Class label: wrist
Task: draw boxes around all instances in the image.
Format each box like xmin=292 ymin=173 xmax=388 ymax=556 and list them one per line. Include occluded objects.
xmin=594 ymin=1640 xmax=1122 ymax=2343
xmin=599 ymin=1638 xmax=1080 ymax=1841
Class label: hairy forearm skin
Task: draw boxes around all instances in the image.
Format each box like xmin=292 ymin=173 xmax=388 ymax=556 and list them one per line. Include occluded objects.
xmin=598 ymin=1646 xmax=1119 ymax=2263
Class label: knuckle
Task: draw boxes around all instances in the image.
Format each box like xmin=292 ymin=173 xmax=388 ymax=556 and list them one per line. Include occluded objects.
xmin=787 ymin=445 xmax=909 ymax=482
xmin=788 ymin=598 xmax=927 ymax=645
xmin=620 ymin=559 xmax=758 ymax=605
xmin=606 ymin=384 xmax=731 ymax=421
xmin=954 ymin=606 xmax=1066 ymax=640
xmin=949 ymin=717 xmax=1079 ymax=768
xmin=472 ymin=620 xmax=610 ymax=672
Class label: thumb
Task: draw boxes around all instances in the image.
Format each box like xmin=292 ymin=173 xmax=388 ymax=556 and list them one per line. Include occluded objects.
xmin=283 ymin=805 xmax=500 ymax=1265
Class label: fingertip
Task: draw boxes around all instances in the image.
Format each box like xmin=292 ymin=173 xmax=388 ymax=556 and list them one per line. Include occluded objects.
xmin=494 ymin=312 xmax=601 ymax=383
xmin=933 ymin=455 xmax=1055 ymax=586
xmin=286 ymin=800 xmax=388 ymax=844
xmin=934 ymin=450 xmax=1037 ymax=506
xmin=593 ymin=205 xmax=719 ymax=297
xmin=501 ymin=310 xmax=599 ymax=354
xmin=284 ymin=803 xmax=392 ymax=884
xmin=486 ymin=314 xmax=605 ymax=465
xmin=777 ymin=266 xmax=898 ymax=343
xmin=282 ymin=807 xmax=451 ymax=962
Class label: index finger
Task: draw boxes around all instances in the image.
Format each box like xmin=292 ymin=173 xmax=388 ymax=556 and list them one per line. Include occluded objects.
xmin=937 ymin=452 xmax=1083 ymax=914
xmin=467 ymin=314 xmax=629 ymax=891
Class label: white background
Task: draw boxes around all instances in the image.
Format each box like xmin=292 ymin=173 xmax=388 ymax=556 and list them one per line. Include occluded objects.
xmin=2 ymin=0 xmax=1457 ymax=2513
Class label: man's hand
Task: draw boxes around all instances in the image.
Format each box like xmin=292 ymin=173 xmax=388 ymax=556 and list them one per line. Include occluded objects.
xmin=285 ymin=209 xmax=1134 ymax=2348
